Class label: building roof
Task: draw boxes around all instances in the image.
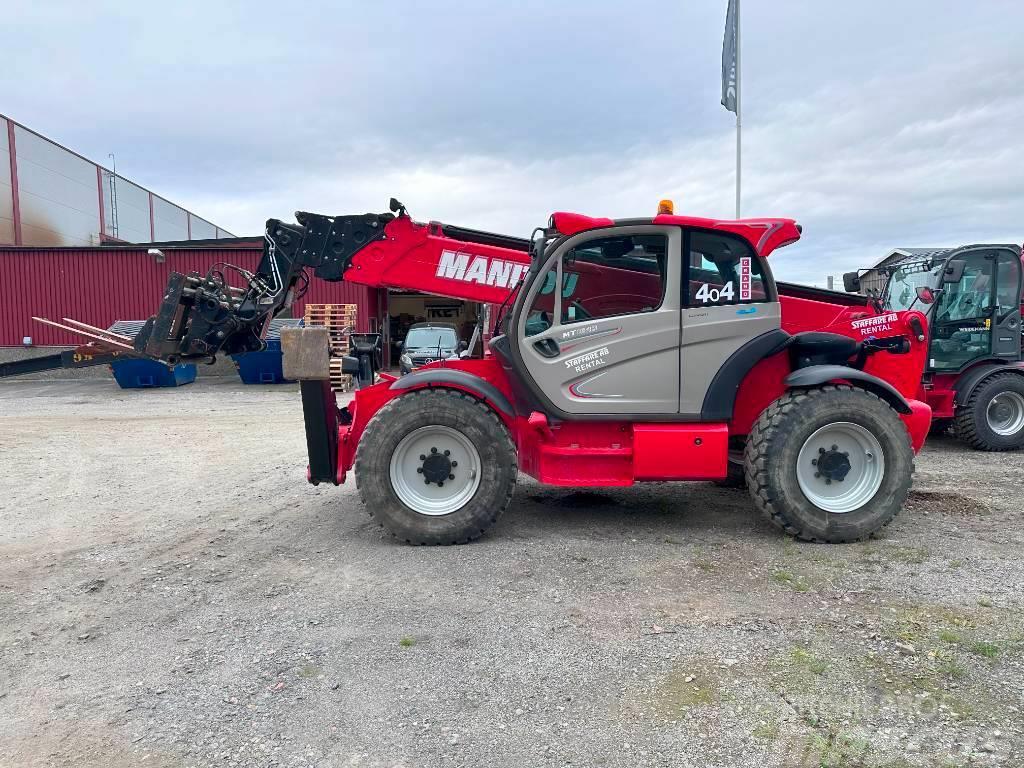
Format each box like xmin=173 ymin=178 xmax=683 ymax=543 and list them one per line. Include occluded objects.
xmin=869 ymin=247 xmax=954 ymax=270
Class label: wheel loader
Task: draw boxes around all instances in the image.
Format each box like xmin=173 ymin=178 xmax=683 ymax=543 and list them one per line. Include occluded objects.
xmin=28 ymin=199 xmax=934 ymax=544
xmin=843 ymin=245 xmax=1024 ymax=451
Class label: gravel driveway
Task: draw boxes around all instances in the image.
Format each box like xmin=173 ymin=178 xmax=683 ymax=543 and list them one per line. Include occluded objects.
xmin=1 ymin=378 xmax=1021 ymax=767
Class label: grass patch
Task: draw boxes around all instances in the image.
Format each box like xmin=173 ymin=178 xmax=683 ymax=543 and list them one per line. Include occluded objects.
xmin=692 ymin=559 xmax=715 ymax=572
xmin=398 ymin=636 xmax=416 ymax=648
xmin=751 ymin=720 xmax=779 ymax=741
xmin=771 ymin=570 xmax=810 ymax=592
xmin=650 ymin=666 xmax=718 ymax=718
xmin=791 ymin=647 xmax=829 ymax=676
xmin=937 ymin=658 xmax=967 ymax=680
xmin=969 ymin=641 xmax=1000 ymax=659
xmin=939 ymin=629 xmax=962 ymax=645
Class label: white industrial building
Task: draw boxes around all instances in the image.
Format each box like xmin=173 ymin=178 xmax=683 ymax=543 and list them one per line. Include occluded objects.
xmin=0 ymin=113 xmax=233 ymax=247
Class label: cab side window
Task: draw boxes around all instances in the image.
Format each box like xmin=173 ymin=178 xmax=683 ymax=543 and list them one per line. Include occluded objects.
xmin=560 ymin=234 xmax=668 ymax=324
xmin=688 ymin=231 xmax=768 ymax=306
xmin=996 ymin=252 xmax=1022 ymax=319
xmin=524 ymin=265 xmax=559 ymax=337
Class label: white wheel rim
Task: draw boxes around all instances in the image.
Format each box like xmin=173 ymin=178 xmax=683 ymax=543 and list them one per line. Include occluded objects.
xmin=389 ymin=425 xmax=481 ymax=515
xmin=986 ymin=391 xmax=1024 ymax=436
xmin=796 ymin=422 xmax=885 ymax=514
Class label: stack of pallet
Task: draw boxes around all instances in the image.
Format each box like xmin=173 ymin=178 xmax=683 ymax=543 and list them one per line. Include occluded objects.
xmin=303 ymin=304 xmax=358 ymax=392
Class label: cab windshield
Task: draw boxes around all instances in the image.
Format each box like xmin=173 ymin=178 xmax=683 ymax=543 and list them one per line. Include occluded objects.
xmin=882 ymin=261 xmax=943 ymax=312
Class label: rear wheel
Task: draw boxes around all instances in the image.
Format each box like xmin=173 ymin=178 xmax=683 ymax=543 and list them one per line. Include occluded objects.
xmin=954 ymin=372 xmax=1024 ymax=451
xmin=355 ymin=389 xmax=517 ymax=544
xmin=744 ymin=385 xmax=914 ymax=543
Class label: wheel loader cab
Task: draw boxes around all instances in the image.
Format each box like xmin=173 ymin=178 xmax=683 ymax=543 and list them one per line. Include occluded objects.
xmin=883 ymin=246 xmax=1022 ymax=373
xmin=507 ymin=223 xmax=780 ymax=418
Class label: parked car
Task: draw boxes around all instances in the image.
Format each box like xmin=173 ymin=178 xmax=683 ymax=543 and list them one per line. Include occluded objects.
xmin=398 ymin=322 xmax=465 ymax=375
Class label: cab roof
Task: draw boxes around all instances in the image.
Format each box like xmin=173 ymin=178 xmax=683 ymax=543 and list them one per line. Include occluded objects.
xmin=548 ymin=212 xmax=802 ymax=259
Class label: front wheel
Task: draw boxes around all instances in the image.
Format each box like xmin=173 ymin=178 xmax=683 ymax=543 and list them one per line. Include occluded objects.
xmin=355 ymin=389 xmax=517 ymax=544
xmin=954 ymin=372 xmax=1024 ymax=451
xmin=744 ymin=385 xmax=914 ymax=543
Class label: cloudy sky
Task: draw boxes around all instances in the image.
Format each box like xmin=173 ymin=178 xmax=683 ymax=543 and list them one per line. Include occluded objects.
xmin=4 ymin=1 xmax=1022 ymax=283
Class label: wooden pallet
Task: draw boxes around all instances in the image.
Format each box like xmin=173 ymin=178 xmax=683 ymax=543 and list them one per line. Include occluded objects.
xmin=304 ymin=304 xmax=358 ymax=393
xmin=329 ymin=358 xmax=354 ymax=393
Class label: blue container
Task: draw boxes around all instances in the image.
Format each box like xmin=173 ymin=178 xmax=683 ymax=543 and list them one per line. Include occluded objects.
xmin=232 ymin=338 xmax=290 ymax=384
xmin=231 ymin=318 xmax=301 ymax=385
xmin=110 ymin=359 xmax=197 ymax=389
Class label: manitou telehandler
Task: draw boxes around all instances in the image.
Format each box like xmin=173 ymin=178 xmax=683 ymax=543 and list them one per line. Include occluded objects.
xmin=32 ymin=199 xmax=934 ymax=544
xmin=843 ymin=245 xmax=1024 ymax=451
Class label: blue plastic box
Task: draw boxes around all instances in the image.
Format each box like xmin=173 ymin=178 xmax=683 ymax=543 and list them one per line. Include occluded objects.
xmin=110 ymin=359 xmax=197 ymax=389
xmin=230 ymin=318 xmax=301 ymax=385
xmin=232 ymin=338 xmax=290 ymax=384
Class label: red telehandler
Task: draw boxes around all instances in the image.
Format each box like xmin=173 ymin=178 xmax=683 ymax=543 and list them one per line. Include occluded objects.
xmin=29 ymin=199 xmax=934 ymax=544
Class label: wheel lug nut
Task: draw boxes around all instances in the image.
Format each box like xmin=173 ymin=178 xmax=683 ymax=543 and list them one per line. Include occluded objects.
xmin=419 ymin=454 xmax=426 ymax=461
xmin=826 ymin=478 xmax=832 ymax=485
xmin=819 ymin=447 xmax=826 ymax=454
xmin=437 ymin=481 xmax=444 ymax=487
xmin=416 ymin=467 xmax=423 ymax=473
xmin=811 ymin=459 xmax=818 ymax=466
xmin=451 ymin=461 xmax=458 ymax=467
xmin=444 ymin=450 xmax=450 ymax=456
xmin=448 ymin=473 xmax=455 ymax=480
xmin=431 ymin=447 xmax=437 ymax=454
xmin=831 ymin=444 xmax=838 ymax=451
xmin=424 ymin=478 xmax=430 ymax=484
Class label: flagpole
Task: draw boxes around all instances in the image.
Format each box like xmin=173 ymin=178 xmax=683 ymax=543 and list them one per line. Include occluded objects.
xmin=735 ymin=0 xmax=741 ymax=219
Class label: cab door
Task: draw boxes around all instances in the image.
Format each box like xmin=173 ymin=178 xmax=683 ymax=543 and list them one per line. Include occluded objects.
xmin=992 ymin=248 xmax=1023 ymax=359
xmin=679 ymin=229 xmax=782 ymax=415
xmin=930 ymin=250 xmax=999 ymax=371
xmin=512 ymin=225 xmax=681 ymax=416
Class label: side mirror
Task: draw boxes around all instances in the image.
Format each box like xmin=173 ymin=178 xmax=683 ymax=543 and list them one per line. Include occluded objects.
xmin=843 ymin=271 xmax=862 ymax=293
xmin=943 ymin=259 xmax=967 ymax=284
xmin=915 ymin=286 xmax=936 ymax=304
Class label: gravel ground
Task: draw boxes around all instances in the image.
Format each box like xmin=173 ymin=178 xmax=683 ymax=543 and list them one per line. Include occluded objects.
xmin=1 ymin=378 xmax=1021 ymax=768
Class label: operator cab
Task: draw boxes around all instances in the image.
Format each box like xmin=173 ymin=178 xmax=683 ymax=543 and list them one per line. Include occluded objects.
xmin=502 ymin=210 xmax=798 ymax=418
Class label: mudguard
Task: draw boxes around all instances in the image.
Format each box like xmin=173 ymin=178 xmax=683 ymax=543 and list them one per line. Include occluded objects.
xmin=784 ymin=365 xmax=912 ymax=414
xmin=952 ymin=362 xmax=1024 ymax=405
xmin=390 ymin=368 xmax=515 ymax=417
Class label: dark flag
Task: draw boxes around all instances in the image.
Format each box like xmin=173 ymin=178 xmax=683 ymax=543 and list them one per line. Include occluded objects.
xmin=721 ymin=0 xmax=738 ymax=113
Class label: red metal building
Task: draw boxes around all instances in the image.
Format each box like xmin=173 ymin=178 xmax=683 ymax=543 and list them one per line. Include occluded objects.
xmin=0 ymin=242 xmax=382 ymax=347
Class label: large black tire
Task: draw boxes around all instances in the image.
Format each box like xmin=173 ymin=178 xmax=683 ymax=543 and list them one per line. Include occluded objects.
xmin=953 ymin=372 xmax=1024 ymax=451
xmin=744 ymin=385 xmax=914 ymax=543
xmin=355 ymin=388 xmax=517 ymax=544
